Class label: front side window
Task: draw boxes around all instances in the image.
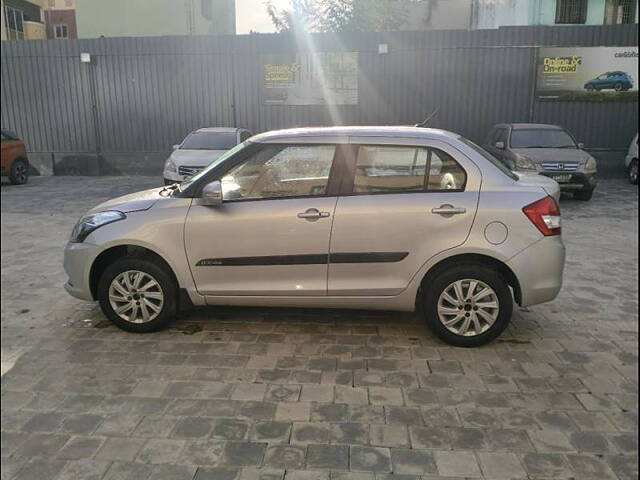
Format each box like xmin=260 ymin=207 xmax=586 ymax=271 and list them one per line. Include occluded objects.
xmin=222 ymin=145 xmax=336 ymax=201
xmin=352 ymin=145 xmax=466 ymax=194
xmin=510 ymin=129 xmax=577 ymax=149
xmin=182 ymin=132 xmax=237 ymax=150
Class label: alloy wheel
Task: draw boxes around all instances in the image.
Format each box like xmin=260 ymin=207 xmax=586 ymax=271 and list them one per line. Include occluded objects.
xmin=108 ymin=270 xmax=164 ymax=323
xmin=437 ymin=279 xmax=500 ymax=336
xmin=13 ymin=162 xmax=27 ymax=184
xmin=630 ymin=162 xmax=638 ymax=184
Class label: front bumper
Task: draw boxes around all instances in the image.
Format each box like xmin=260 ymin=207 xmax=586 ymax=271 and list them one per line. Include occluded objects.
xmin=540 ymin=171 xmax=597 ymax=192
xmin=508 ymin=235 xmax=566 ymax=307
xmin=63 ymin=241 xmax=100 ymax=301
xmin=163 ymin=170 xmax=185 ymax=183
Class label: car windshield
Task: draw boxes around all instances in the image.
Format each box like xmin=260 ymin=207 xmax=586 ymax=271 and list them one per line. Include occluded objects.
xmin=178 ymin=141 xmax=250 ymax=191
xmin=510 ymin=129 xmax=577 ymax=149
xmin=181 ymin=132 xmax=237 ymax=150
xmin=460 ymin=137 xmax=519 ymax=181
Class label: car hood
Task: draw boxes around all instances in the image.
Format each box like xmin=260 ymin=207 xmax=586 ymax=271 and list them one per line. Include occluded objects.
xmin=515 ymin=172 xmax=561 ymax=201
xmin=89 ymin=187 xmax=164 ymax=214
xmin=512 ymin=148 xmax=592 ymax=164
xmin=170 ymin=149 xmax=227 ymax=167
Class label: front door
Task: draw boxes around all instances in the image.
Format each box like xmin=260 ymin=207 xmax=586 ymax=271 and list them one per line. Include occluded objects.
xmin=328 ymin=139 xmax=481 ymax=296
xmin=185 ymin=143 xmax=340 ymax=296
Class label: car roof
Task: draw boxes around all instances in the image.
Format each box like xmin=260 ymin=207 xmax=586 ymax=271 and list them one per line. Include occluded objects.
xmin=250 ymin=126 xmax=461 ymax=143
xmin=494 ymin=123 xmax=564 ymax=130
xmin=192 ymin=127 xmax=245 ymax=134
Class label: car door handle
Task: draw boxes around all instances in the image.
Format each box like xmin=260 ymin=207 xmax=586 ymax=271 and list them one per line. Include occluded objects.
xmin=432 ymin=205 xmax=467 ymax=216
xmin=297 ymin=208 xmax=330 ymax=220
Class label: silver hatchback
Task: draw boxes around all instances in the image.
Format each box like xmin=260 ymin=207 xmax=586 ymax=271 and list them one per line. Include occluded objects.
xmin=64 ymin=127 xmax=565 ymax=347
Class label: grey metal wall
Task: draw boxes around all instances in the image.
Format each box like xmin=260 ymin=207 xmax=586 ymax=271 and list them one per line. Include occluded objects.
xmin=1 ymin=24 xmax=637 ymax=157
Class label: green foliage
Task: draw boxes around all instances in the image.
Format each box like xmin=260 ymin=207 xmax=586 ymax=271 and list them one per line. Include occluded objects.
xmin=267 ymin=0 xmax=431 ymax=33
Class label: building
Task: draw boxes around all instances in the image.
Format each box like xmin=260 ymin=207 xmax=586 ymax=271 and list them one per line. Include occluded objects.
xmin=403 ymin=0 xmax=473 ymax=30
xmin=472 ymin=0 xmax=638 ymax=29
xmin=43 ymin=0 xmax=77 ymax=39
xmin=75 ymin=0 xmax=235 ymax=38
xmin=2 ymin=0 xmax=46 ymax=40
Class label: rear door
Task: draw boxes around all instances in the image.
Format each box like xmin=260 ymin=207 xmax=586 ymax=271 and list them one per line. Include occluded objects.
xmin=327 ymin=138 xmax=481 ymax=296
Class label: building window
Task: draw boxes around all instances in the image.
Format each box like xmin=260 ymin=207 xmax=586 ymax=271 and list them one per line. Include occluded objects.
xmin=65 ymin=0 xmax=73 ymax=6
xmin=54 ymin=24 xmax=69 ymax=38
xmin=604 ymin=0 xmax=636 ymax=23
xmin=555 ymin=0 xmax=588 ymax=23
xmin=48 ymin=0 xmax=56 ymax=7
xmin=4 ymin=6 xmax=25 ymax=40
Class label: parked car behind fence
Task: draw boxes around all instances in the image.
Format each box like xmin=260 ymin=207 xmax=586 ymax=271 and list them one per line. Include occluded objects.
xmin=163 ymin=127 xmax=252 ymax=185
xmin=484 ymin=123 xmax=597 ymax=201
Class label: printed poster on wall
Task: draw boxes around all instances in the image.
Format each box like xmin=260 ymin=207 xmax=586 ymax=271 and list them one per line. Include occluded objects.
xmin=536 ymin=46 xmax=638 ymax=101
xmin=262 ymin=52 xmax=358 ymax=105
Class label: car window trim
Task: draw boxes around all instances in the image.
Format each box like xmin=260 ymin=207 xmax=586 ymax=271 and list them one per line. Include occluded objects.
xmin=338 ymin=143 xmax=468 ymax=196
xmin=213 ymin=142 xmax=346 ymax=204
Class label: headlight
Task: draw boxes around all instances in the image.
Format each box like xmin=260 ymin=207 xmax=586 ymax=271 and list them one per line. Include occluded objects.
xmin=164 ymin=158 xmax=177 ymax=173
xmin=515 ymin=155 xmax=537 ymax=171
xmin=70 ymin=211 xmax=126 ymax=243
xmin=585 ymin=157 xmax=597 ymax=171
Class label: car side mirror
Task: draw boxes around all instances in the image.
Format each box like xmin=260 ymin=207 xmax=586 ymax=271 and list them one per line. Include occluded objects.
xmin=495 ymin=141 xmax=505 ymax=150
xmin=578 ymin=142 xmax=584 ymax=149
xmin=172 ymin=144 xmax=180 ymax=150
xmin=200 ymin=180 xmax=223 ymax=206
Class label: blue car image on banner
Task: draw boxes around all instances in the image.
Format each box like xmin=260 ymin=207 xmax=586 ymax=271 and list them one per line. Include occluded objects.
xmin=536 ymin=46 xmax=638 ymax=101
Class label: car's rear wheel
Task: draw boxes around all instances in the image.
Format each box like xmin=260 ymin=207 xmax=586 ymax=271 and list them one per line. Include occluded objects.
xmin=629 ymin=159 xmax=638 ymax=185
xmin=97 ymin=257 xmax=177 ymax=332
xmin=614 ymin=82 xmax=623 ymax=92
xmin=9 ymin=158 xmax=28 ymax=185
xmin=574 ymin=188 xmax=594 ymax=201
xmin=422 ymin=265 xmax=513 ymax=347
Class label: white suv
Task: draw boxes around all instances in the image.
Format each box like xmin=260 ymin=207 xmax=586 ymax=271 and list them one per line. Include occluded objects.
xmin=65 ymin=127 xmax=565 ymax=347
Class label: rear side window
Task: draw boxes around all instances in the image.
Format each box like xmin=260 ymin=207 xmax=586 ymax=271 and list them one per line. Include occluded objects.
xmin=351 ymin=145 xmax=466 ymax=194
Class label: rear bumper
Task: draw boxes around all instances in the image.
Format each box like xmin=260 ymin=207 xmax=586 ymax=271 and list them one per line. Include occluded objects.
xmin=508 ymin=235 xmax=565 ymax=307
xmin=541 ymin=171 xmax=597 ymax=192
xmin=63 ymin=241 xmax=99 ymax=301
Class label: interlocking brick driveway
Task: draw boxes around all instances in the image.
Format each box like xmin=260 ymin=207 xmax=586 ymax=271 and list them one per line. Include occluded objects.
xmin=1 ymin=176 xmax=638 ymax=480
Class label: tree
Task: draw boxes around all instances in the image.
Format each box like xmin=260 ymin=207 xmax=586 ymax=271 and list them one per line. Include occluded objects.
xmin=266 ymin=0 xmax=318 ymax=33
xmin=266 ymin=0 xmax=419 ymax=33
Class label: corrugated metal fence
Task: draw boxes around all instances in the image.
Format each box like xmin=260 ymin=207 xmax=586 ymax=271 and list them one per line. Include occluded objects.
xmin=1 ymin=25 xmax=638 ymax=161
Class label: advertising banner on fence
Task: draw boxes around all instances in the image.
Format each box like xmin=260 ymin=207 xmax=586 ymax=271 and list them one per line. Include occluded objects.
xmin=262 ymin=52 xmax=358 ymax=105
xmin=536 ymin=46 xmax=638 ymax=101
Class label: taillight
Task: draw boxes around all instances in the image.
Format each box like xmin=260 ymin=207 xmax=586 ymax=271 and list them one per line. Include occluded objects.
xmin=523 ymin=196 xmax=561 ymax=236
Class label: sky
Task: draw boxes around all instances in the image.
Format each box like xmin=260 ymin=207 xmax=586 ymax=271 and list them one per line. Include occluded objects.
xmin=235 ymin=0 xmax=292 ymax=34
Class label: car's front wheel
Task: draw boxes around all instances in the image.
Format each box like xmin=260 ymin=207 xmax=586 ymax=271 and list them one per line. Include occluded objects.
xmin=9 ymin=158 xmax=28 ymax=185
xmin=422 ymin=265 xmax=513 ymax=347
xmin=628 ymin=159 xmax=638 ymax=185
xmin=97 ymin=257 xmax=177 ymax=332
xmin=614 ymin=82 xmax=623 ymax=92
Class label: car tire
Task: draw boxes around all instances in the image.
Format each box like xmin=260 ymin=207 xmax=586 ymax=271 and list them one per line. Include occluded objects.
xmin=9 ymin=158 xmax=28 ymax=185
xmin=585 ymin=85 xmax=594 ymax=91
xmin=97 ymin=257 xmax=177 ymax=333
xmin=422 ymin=264 xmax=513 ymax=347
xmin=574 ymin=188 xmax=594 ymax=201
xmin=629 ymin=159 xmax=638 ymax=185
xmin=614 ymin=82 xmax=623 ymax=92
